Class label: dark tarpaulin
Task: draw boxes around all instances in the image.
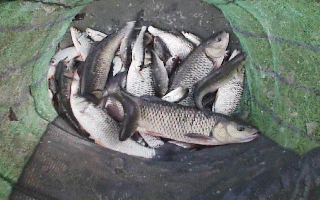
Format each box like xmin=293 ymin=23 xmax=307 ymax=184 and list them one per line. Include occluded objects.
xmin=10 ymin=117 xmax=320 ymax=199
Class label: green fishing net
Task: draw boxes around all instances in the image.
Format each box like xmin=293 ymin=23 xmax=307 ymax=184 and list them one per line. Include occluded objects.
xmin=0 ymin=0 xmax=319 ymax=199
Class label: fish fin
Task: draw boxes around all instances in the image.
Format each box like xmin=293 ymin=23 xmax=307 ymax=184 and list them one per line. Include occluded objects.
xmin=184 ymin=133 xmax=213 ymax=141
xmin=168 ymin=141 xmax=195 ymax=149
xmin=108 ymin=91 xmax=140 ymax=141
xmin=162 ymin=86 xmax=188 ymax=103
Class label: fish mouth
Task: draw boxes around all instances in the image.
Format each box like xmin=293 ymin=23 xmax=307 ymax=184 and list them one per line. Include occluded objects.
xmin=241 ymin=131 xmax=259 ymax=142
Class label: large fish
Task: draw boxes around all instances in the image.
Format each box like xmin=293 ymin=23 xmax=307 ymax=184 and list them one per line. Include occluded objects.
xmin=112 ymin=90 xmax=259 ymax=145
xmin=148 ymin=26 xmax=194 ymax=61
xmin=167 ymin=31 xmax=229 ymax=106
xmin=126 ymin=26 xmax=156 ymax=97
xmin=194 ymin=52 xmax=246 ymax=117
xmin=81 ymin=21 xmax=135 ymax=101
xmin=70 ymin=73 xmax=156 ymax=158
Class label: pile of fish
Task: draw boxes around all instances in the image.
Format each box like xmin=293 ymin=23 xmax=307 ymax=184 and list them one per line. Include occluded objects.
xmin=47 ymin=20 xmax=259 ymax=158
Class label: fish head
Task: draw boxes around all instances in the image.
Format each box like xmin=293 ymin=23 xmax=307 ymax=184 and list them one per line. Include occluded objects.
xmin=211 ymin=116 xmax=259 ymax=144
xmin=204 ymin=31 xmax=229 ymax=59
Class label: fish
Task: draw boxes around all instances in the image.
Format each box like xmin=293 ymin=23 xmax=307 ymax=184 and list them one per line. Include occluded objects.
xmin=212 ymin=50 xmax=245 ymax=115
xmin=81 ymin=21 xmax=135 ymax=101
xmin=86 ymin=28 xmax=107 ymax=42
xmin=150 ymin=49 xmax=169 ymax=97
xmin=153 ymin=36 xmax=172 ymax=62
xmin=47 ymin=47 xmax=80 ymax=80
xmin=164 ymin=56 xmax=180 ymax=76
xmin=119 ymin=22 xmax=136 ymax=69
xmin=168 ymin=31 xmax=229 ymax=107
xmin=181 ymin=31 xmax=202 ymax=46
xmin=55 ymin=60 xmax=86 ymax=135
xmin=112 ymin=55 xmax=125 ymax=76
xmin=161 ymin=86 xmax=188 ymax=103
xmin=148 ymin=26 xmax=194 ymax=61
xmin=193 ymin=52 xmax=247 ymax=117
xmin=70 ymin=72 xmax=156 ymax=158
xmin=126 ymin=26 xmax=156 ymax=97
xmin=111 ymin=90 xmax=259 ymax=145
xmin=70 ymin=27 xmax=92 ymax=60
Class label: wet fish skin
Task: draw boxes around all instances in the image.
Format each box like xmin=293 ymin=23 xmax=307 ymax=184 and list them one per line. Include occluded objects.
xmin=148 ymin=26 xmax=194 ymax=60
xmin=86 ymin=28 xmax=107 ymax=41
xmin=81 ymin=21 xmax=135 ymax=100
xmin=112 ymin=56 xmax=125 ymax=76
xmin=119 ymin=22 xmax=136 ymax=69
xmin=127 ymin=27 xmax=156 ymax=97
xmin=194 ymin=53 xmax=247 ymax=117
xmin=153 ymin=36 xmax=172 ymax=62
xmin=70 ymin=27 xmax=92 ymax=60
xmin=47 ymin=47 xmax=80 ymax=80
xmin=162 ymin=86 xmax=188 ymax=103
xmin=181 ymin=31 xmax=202 ymax=46
xmin=115 ymin=90 xmax=258 ymax=145
xmin=150 ymin=49 xmax=169 ymax=97
xmin=70 ymin=73 xmax=156 ymax=158
xmin=213 ymin=50 xmax=245 ymax=115
xmin=55 ymin=60 xmax=86 ymax=135
xmin=165 ymin=56 xmax=180 ymax=76
xmin=168 ymin=31 xmax=229 ymax=107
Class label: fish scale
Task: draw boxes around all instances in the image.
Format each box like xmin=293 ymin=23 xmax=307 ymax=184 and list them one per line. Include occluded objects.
xmin=114 ymin=91 xmax=258 ymax=146
xmin=167 ymin=32 xmax=229 ymax=106
xmin=213 ymin=68 xmax=244 ymax=115
xmin=71 ymin=75 xmax=156 ymax=158
xmin=81 ymin=22 xmax=135 ymax=99
xmin=137 ymin=98 xmax=230 ymax=145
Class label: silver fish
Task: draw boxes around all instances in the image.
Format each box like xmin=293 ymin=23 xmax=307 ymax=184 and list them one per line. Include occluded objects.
xmin=164 ymin=56 xmax=180 ymax=76
xmin=113 ymin=90 xmax=259 ymax=145
xmin=193 ymin=53 xmax=247 ymax=117
xmin=70 ymin=73 xmax=156 ymax=158
xmin=212 ymin=50 xmax=245 ymax=115
xmin=81 ymin=21 xmax=135 ymax=100
xmin=153 ymin=36 xmax=172 ymax=62
xmin=47 ymin=47 xmax=80 ymax=80
xmin=148 ymin=26 xmax=194 ymax=60
xmin=168 ymin=31 xmax=229 ymax=107
xmin=70 ymin=27 xmax=92 ymax=60
xmin=150 ymin=49 xmax=169 ymax=97
xmin=162 ymin=86 xmax=188 ymax=103
xmin=127 ymin=26 xmax=156 ymax=97
xmin=86 ymin=28 xmax=107 ymax=42
xmin=119 ymin=22 xmax=136 ymax=69
xmin=112 ymin=55 xmax=125 ymax=76
xmin=181 ymin=31 xmax=202 ymax=46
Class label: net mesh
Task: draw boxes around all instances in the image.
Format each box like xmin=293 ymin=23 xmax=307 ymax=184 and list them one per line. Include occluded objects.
xmin=0 ymin=0 xmax=319 ymax=198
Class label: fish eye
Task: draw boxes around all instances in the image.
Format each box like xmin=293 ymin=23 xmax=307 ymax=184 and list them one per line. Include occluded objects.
xmin=237 ymin=125 xmax=245 ymax=131
xmin=216 ymin=37 xmax=222 ymax=42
